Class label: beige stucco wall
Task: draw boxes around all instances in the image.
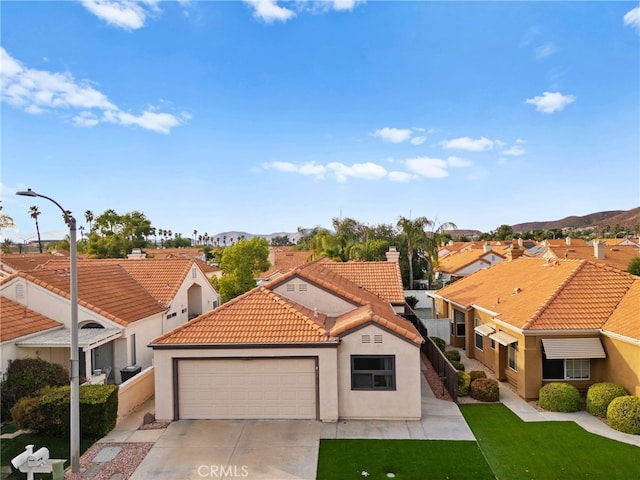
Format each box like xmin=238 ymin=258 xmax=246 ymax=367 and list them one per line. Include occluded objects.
xmin=152 ymin=346 xmax=339 ymax=422
xmin=117 ymin=366 xmax=155 ymax=422
xmin=337 ymin=324 xmax=422 ymax=420
xmin=601 ymin=335 xmax=640 ymax=396
xmin=273 ymin=279 xmax=356 ymax=317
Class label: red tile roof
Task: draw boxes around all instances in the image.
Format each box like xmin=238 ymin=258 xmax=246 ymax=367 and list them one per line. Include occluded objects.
xmin=322 ymin=261 xmax=406 ymax=303
xmin=1 ymin=297 xmax=63 ymax=342
xmin=603 ymin=279 xmax=640 ymax=340
xmin=0 ymin=253 xmax=68 ymax=273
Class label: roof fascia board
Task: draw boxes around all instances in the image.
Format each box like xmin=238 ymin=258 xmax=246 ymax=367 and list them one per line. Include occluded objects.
xmin=0 ymin=325 xmax=65 ymax=345
xmin=522 ymin=329 xmax=602 ymax=336
xmin=471 ymin=304 xmax=499 ymax=317
xmin=333 ymin=320 xmax=423 ymax=346
xmin=601 ymin=330 xmax=640 ymax=346
xmin=150 ymin=341 xmax=340 ymax=350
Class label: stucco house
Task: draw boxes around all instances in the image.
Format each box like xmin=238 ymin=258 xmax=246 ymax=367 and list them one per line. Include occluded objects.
xmin=150 ymin=257 xmax=424 ymax=422
xmin=0 ymin=258 xmax=220 ymax=384
xmin=428 ymin=257 xmax=639 ymax=399
xmin=435 ymin=244 xmax=506 ymax=284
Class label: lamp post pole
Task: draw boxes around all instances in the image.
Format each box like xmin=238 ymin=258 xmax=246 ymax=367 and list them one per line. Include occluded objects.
xmin=17 ymin=189 xmax=79 ymax=473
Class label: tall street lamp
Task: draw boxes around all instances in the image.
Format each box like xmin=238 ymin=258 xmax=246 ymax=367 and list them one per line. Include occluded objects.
xmin=17 ymin=188 xmax=80 ymax=473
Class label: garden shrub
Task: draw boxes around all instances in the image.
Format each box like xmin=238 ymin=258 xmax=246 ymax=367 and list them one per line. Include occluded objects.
xmin=8 ymin=384 xmax=118 ymax=438
xmin=538 ymin=382 xmax=581 ymax=412
xmin=586 ymin=382 xmax=628 ymax=418
xmin=405 ymin=296 xmax=419 ymax=309
xmin=0 ymin=358 xmax=68 ymax=421
xmin=430 ymin=336 xmax=446 ymax=353
xmin=469 ymin=370 xmax=487 ymax=384
xmin=457 ymin=371 xmax=471 ymax=397
xmin=450 ymin=360 xmax=465 ymax=371
xmin=470 ymin=378 xmax=500 ymax=402
xmin=606 ymin=396 xmax=640 ymax=435
xmin=444 ymin=350 xmax=461 ymax=362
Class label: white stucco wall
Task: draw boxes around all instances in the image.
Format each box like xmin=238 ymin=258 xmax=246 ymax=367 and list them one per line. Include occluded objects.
xmin=337 ymin=324 xmax=422 ymax=420
xmin=272 ymin=279 xmax=356 ymax=317
xmin=152 ymin=346 xmax=339 ymax=422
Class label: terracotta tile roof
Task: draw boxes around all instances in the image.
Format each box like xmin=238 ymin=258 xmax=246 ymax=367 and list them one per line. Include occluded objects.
xmin=36 ymin=258 xmax=204 ymax=306
xmin=151 ymin=287 xmax=337 ymax=345
xmin=591 ymin=238 xmax=639 ymax=246
xmin=6 ymin=264 xmax=165 ymax=326
xmin=143 ymin=247 xmax=204 ymax=259
xmin=0 ymin=253 xmax=68 ymax=273
xmin=544 ymin=245 xmax=639 ymax=272
xmin=545 ymin=238 xmax=589 ymax=247
xmin=437 ymin=249 xmax=504 ymax=274
xmin=603 ymin=279 xmax=640 ymax=340
xmin=322 ymin=261 xmax=405 ymax=303
xmin=260 ymin=248 xmax=311 ymax=279
xmin=1 ymin=297 xmax=63 ymax=342
xmin=435 ymin=258 xmax=635 ymax=332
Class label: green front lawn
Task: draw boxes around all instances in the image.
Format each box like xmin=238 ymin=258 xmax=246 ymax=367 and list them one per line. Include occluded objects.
xmin=460 ymin=404 xmax=639 ymax=480
xmin=316 ymin=439 xmax=494 ymax=480
xmin=317 ymin=404 xmax=639 ymax=480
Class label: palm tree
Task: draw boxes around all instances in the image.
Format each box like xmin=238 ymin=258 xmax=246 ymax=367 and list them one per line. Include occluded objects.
xmin=29 ymin=206 xmax=43 ymax=253
xmin=84 ymin=210 xmax=94 ymax=231
xmin=424 ymin=219 xmax=458 ymax=286
xmin=397 ymin=216 xmax=432 ymax=289
xmin=193 ymin=229 xmax=198 ymax=245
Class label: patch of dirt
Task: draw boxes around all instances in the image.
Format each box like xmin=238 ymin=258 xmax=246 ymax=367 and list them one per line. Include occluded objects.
xmin=138 ymin=421 xmax=170 ymax=430
xmin=64 ymin=442 xmax=153 ymax=480
xmin=421 ymin=352 xmax=453 ymax=402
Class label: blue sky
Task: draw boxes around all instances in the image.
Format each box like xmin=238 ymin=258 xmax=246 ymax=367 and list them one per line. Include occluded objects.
xmin=2 ymin=1 xmax=639 ymax=242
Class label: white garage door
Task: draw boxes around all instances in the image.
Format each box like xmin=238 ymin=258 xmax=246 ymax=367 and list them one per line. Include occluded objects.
xmin=178 ymin=358 xmax=317 ymax=419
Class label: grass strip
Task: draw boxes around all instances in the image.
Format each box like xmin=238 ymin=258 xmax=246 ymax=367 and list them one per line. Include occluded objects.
xmin=317 ymin=439 xmax=495 ymax=480
xmin=460 ymin=403 xmax=639 ymax=480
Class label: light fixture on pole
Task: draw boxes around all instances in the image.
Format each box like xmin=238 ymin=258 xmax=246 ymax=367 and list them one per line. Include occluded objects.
xmin=16 ymin=188 xmax=79 ymax=473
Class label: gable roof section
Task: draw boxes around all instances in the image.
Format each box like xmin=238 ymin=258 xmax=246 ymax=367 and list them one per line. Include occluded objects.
xmin=544 ymin=245 xmax=639 ymax=272
xmin=435 ymin=258 xmax=635 ymax=331
xmin=603 ymin=279 xmax=640 ymax=341
xmin=260 ymin=248 xmax=311 ymax=279
xmin=437 ymin=249 xmax=504 ymax=274
xmin=1 ymin=296 xmax=63 ymax=342
xmin=322 ymin=261 xmax=405 ymax=303
xmin=151 ymin=286 xmax=337 ymax=346
xmin=0 ymin=253 xmax=68 ymax=273
xmin=9 ymin=265 xmax=165 ymax=326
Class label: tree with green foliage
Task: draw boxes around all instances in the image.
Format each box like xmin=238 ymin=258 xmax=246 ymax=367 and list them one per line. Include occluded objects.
xmin=29 ymin=205 xmax=43 ymax=253
xmin=86 ymin=210 xmax=153 ymax=258
xmin=213 ymin=237 xmax=270 ymax=302
xmin=628 ymin=256 xmax=640 ymax=275
xmin=396 ymin=216 xmax=431 ymax=289
xmin=271 ymin=235 xmax=293 ymax=246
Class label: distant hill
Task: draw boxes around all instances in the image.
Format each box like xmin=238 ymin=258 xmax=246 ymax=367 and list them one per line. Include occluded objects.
xmin=211 ymin=231 xmax=304 ymax=245
xmin=512 ymin=207 xmax=640 ymax=233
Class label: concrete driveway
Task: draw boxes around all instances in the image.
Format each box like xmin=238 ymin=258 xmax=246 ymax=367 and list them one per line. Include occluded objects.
xmin=129 ymin=419 xmax=323 ymax=480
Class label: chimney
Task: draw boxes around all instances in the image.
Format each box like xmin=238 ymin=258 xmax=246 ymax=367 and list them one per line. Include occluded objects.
xmin=268 ymin=247 xmax=276 ymax=266
xmin=386 ymin=246 xmax=400 ymax=263
xmin=594 ymin=241 xmax=605 ymax=260
xmin=518 ymin=238 xmax=524 ymax=248
xmin=483 ymin=243 xmax=492 ymax=253
xmin=506 ymin=244 xmax=524 ymax=261
xmin=566 ymin=237 xmax=571 ymax=246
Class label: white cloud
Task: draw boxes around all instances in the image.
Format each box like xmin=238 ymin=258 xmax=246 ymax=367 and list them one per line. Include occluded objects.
xmin=410 ymin=136 xmax=426 ymax=145
xmin=327 ymin=162 xmax=387 ymax=182
xmin=501 ymin=145 xmax=526 ymax=156
xmin=405 ymin=157 xmax=449 ymax=178
xmin=373 ymin=127 xmax=412 ymax=143
xmin=265 ymin=161 xmax=327 ymax=178
xmin=525 ymin=91 xmax=575 ymax=113
xmin=388 ymin=171 xmax=417 ymax=182
xmin=81 ymin=0 xmax=152 ymax=30
xmin=624 ymin=6 xmax=640 ymax=32
xmin=1 ymin=48 xmax=186 ymax=134
xmin=446 ymin=156 xmax=472 ymax=168
xmin=441 ymin=136 xmax=494 ymax=152
xmin=243 ymin=0 xmax=295 ymax=23
xmin=534 ymin=42 xmax=557 ymax=60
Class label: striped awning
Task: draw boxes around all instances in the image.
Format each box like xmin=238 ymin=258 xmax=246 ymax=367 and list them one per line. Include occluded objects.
xmin=490 ymin=331 xmax=518 ymax=346
xmin=474 ymin=324 xmax=496 ymax=336
xmin=542 ymin=338 xmax=606 ymax=359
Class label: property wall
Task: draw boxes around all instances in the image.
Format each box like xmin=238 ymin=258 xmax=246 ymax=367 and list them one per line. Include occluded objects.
xmin=337 ymin=324 xmax=422 ymax=420
xmin=152 ymin=346 xmax=339 ymax=422
xmin=273 ymin=279 xmax=356 ymax=317
xmin=601 ymin=335 xmax=640 ymax=396
xmin=117 ymin=366 xmax=154 ymax=422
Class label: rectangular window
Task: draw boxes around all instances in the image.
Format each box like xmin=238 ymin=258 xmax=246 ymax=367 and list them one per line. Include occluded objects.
xmin=543 ymin=357 xmax=590 ymax=380
xmin=351 ymin=355 xmax=395 ymax=391
xmin=454 ymin=310 xmax=465 ymax=337
xmin=474 ymin=318 xmax=483 ymax=351
xmin=508 ymin=342 xmax=518 ymax=371
xmin=490 ymin=339 xmax=495 ymax=349
xmin=131 ymin=333 xmax=136 ymax=365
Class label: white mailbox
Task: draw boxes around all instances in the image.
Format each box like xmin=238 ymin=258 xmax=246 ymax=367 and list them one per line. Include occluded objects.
xmin=11 ymin=444 xmax=53 ymax=480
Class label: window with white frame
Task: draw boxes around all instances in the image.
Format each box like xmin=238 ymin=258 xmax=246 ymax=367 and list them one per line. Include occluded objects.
xmin=474 ymin=319 xmax=483 ymax=351
xmin=508 ymin=342 xmax=518 ymax=371
xmin=351 ymin=355 xmax=395 ymax=390
xmin=543 ymin=356 xmax=590 ymax=380
xmin=454 ymin=310 xmax=465 ymax=337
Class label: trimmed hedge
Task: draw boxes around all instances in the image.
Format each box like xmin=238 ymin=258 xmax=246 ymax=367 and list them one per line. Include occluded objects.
xmin=444 ymin=350 xmax=461 ymax=362
xmin=10 ymin=384 xmax=118 ymax=438
xmin=430 ymin=336 xmax=446 ymax=353
xmin=0 ymin=358 xmax=69 ymax=421
xmin=450 ymin=360 xmax=465 ymax=371
xmin=457 ymin=371 xmax=471 ymax=397
xmin=607 ymin=396 xmax=640 ymax=435
xmin=469 ymin=370 xmax=487 ymax=384
xmin=586 ymin=383 xmax=628 ymax=418
xmin=538 ymin=382 xmax=581 ymax=412
xmin=470 ymin=378 xmax=500 ymax=402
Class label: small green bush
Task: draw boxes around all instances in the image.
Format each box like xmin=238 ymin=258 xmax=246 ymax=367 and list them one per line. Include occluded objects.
xmin=81 ymin=384 xmax=118 ymax=438
xmin=10 ymin=396 xmax=43 ymax=431
xmin=538 ymin=382 xmax=581 ymax=412
xmin=457 ymin=371 xmax=471 ymax=397
xmin=586 ymin=383 xmax=628 ymax=418
xmin=470 ymin=378 xmax=500 ymax=402
xmin=405 ymin=296 xmax=419 ymax=309
xmin=0 ymin=358 xmax=68 ymax=421
xmin=430 ymin=336 xmax=446 ymax=352
xmin=444 ymin=350 xmax=461 ymax=362
xmin=469 ymin=370 xmax=487 ymax=384
xmin=450 ymin=360 xmax=465 ymax=371
xmin=607 ymin=396 xmax=640 ymax=435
